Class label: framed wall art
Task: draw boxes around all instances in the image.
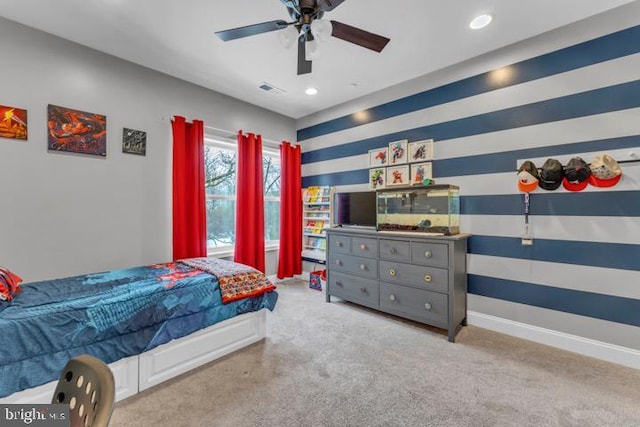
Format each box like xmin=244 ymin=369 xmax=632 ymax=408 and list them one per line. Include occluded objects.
xmin=386 ymin=165 xmax=410 ymax=186
xmin=388 ymin=139 xmax=408 ymax=165
xmin=408 ymin=139 xmax=434 ymax=162
xmin=411 ymin=162 xmax=433 ymax=185
xmin=123 ymin=128 xmax=147 ymax=155
xmin=0 ymin=104 xmax=28 ymax=140
xmin=369 ymin=167 xmax=386 ymax=190
xmin=47 ymin=104 xmax=107 ymax=156
xmin=369 ymin=147 xmax=388 ymax=167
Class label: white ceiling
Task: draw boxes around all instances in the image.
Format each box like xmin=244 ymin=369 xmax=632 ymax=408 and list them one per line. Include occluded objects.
xmin=0 ymin=0 xmax=635 ymax=119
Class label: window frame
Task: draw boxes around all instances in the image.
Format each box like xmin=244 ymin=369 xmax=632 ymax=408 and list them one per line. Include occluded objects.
xmin=204 ymin=136 xmax=281 ymax=256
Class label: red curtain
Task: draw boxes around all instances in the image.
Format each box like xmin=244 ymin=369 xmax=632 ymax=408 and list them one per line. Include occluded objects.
xmin=234 ymin=131 xmax=265 ymax=272
xmin=277 ymin=142 xmax=302 ymax=279
xmin=171 ymin=116 xmax=206 ymax=260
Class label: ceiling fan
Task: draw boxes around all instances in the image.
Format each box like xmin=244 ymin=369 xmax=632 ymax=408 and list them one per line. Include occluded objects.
xmin=215 ymin=0 xmax=390 ymax=75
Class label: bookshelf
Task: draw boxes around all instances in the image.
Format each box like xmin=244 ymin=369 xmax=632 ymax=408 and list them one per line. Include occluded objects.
xmin=302 ymin=186 xmax=332 ymax=263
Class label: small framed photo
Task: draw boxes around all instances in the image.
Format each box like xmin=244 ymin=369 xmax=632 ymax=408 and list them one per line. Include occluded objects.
xmin=386 ymin=165 xmax=410 ymax=186
xmin=369 ymin=168 xmax=386 ymax=190
xmin=411 ymin=162 xmax=433 ymax=185
xmin=408 ymin=139 xmax=433 ymax=162
xmin=368 ymin=147 xmax=388 ymax=167
xmin=388 ymin=139 xmax=408 ymax=165
xmin=122 ymin=128 xmax=147 ymax=155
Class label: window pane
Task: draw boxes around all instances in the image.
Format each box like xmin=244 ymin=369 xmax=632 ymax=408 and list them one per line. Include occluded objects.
xmin=206 ymin=199 xmax=235 ymax=249
xmin=265 ymin=199 xmax=280 ymax=243
xmin=205 ymin=146 xmax=236 ymax=196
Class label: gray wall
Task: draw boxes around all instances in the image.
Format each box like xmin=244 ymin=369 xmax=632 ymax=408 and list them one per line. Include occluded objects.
xmin=297 ymin=2 xmax=640 ymax=357
xmin=0 ymin=17 xmax=295 ymax=281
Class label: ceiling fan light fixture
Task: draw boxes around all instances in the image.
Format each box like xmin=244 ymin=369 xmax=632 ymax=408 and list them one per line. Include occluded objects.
xmin=305 ymin=87 xmax=318 ymax=96
xmin=310 ymin=19 xmax=333 ymax=42
xmin=277 ymin=25 xmax=298 ymax=49
xmin=469 ymin=14 xmax=493 ymax=30
xmin=305 ymin=38 xmax=320 ymax=60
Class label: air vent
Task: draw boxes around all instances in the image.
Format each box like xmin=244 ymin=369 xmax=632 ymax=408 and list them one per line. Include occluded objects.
xmin=258 ymin=82 xmax=285 ymax=95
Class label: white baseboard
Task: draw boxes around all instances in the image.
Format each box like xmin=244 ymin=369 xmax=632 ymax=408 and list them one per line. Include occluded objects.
xmin=467 ymin=311 xmax=640 ymax=370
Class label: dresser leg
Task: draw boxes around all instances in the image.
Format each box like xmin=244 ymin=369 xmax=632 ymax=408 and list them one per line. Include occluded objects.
xmin=461 ymin=317 xmax=467 ymax=326
xmin=325 ymin=293 xmax=331 ymax=303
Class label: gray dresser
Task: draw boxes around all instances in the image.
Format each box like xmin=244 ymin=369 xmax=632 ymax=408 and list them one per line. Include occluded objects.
xmin=325 ymin=228 xmax=470 ymax=342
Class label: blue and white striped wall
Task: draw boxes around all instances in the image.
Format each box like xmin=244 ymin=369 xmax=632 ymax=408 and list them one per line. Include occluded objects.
xmin=297 ymin=4 xmax=640 ymax=368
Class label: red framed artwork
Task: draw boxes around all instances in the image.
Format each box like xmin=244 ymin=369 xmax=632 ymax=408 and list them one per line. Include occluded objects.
xmin=47 ymin=104 xmax=107 ymax=156
xmin=0 ymin=104 xmax=28 ymax=140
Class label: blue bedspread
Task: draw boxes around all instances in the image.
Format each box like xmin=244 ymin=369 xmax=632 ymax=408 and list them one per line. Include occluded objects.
xmin=0 ymin=262 xmax=278 ymax=398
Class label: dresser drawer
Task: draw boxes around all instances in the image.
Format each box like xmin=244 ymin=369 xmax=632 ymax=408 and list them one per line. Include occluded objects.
xmin=379 ymin=239 xmax=410 ymax=262
xmin=352 ymin=236 xmax=378 ymax=258
xmin=380 ymin=282 xmax=447 ymax=326
xmin=411 ymin=242 xmax=448 ymax=268
xmin=329 ymin=253 xmax=378 ymax=279
xmin=329 ymin=234 xmax=351 ymax=254
xmin=329 ymin=272 xmax=379 ymax=306
xmin=379 ymin=260 xmax=448 ymax=293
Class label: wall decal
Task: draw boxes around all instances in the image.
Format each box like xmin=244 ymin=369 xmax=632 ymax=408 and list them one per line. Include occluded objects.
xmin=47 ymin=104 xmax=106 ymax=156
xmin=0 ymin=104 xmax=28 ymax=140
xmin=122 ymin=128 xmax=146 ymax=155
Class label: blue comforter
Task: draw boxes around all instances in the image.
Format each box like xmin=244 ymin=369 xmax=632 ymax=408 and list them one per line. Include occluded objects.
xmin=0 ymin=262 xmax=278 ymax=398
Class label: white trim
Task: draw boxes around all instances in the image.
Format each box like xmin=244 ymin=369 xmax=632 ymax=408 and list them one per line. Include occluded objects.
xmin=467 ymin=311 xmax=640 ymax=370
xmin=0 ymin=311 xmax=268 ymax=404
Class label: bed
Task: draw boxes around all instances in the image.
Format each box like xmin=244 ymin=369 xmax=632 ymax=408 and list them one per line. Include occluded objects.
xmin=0 ymin=257 xmax=278 ymax=403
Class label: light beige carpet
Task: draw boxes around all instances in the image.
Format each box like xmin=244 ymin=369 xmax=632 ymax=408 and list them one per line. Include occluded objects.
xmin=110 ymin=279 xmax=640 ymax=427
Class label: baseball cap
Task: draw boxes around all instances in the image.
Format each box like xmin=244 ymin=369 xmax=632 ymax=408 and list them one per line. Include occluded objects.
xmin=562 ymin=157 xmax=591 ymax=192
xmin=538 ymin=158 xmax=563 ymax=191
xmin=517 ymin=160 xmax=539 ymax=193
xmin=589 ymin=154 xmax=622 ymax=187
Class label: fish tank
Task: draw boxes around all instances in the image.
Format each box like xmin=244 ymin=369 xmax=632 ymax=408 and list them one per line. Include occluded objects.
xmin=376 ymin=185 xmax=461 ymax=235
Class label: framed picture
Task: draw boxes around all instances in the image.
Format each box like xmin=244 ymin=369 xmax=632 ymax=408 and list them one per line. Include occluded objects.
xmin=369 ymin=168 xmax=386 ymax=190
xmin=388 ymin=139 xmax=408 ymax=164
xmin=368 ymin=147 xmax=388 ymax=167
xmin=408 ymin=139 xmax=434 ymax=162
xmin=47 ymin=104 xmax=106 ymax=156
xmin=0 ymin=104 xmax=28 ymax=140
xmin=122 ymin=128 xmax=147 ymax=155
xmin=386 ymin=165 xmax=410 ymax=186
xmin=411 ymin=162 xmax=433 ymax=185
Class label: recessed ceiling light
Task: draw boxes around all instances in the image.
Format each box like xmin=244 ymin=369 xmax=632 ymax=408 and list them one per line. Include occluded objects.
xmin=305 ymin=87 xmax=318 ymax=96
xmin=470 ymin=14 xmax=493 ymax=30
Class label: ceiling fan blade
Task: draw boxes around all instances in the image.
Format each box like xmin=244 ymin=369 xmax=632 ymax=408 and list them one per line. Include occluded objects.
xmin=317 ymin=0 xmax=347 ymax=11
xmin=297 ymin=40 xmax=312 ymax=75
xmin=330 ymin=20 xmax=390 ymax=52
xmin=215 ymin=20 xmax=289 ymax=42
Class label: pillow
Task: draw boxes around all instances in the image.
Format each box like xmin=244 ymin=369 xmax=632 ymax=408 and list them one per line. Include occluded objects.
xmin=0 ymin=267 xmax=23 ymax=302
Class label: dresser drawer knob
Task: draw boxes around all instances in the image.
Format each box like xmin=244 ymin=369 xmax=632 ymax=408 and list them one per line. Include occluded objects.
xmin=389 ymin=294 xmax=396 ymax=301
xmin=335 ymin=260 xmax=342 ymax=266
xmin=360 ymin=244 xmax=366 ymax=250
xmin=336 ymin=281 xmax=343 ymax=287
xmin=360 ymin=264 xmax=367 ymax=271
xmin=360 ymin=287 xmax=367 ymax=293
xmin=424 ymin=250 xmax=432 ymax=258
xmin=390 ymin=247 xmax=397 ymax=254
xmin=424 ymin=274 xmax=432 ymax=282
xmin=424 ymin=303 xmax=432 ymax=310
xmin=336 ymin=241 xmax=343 ymax=247
xmin=389 ymin=269 xmax=396 ymax=276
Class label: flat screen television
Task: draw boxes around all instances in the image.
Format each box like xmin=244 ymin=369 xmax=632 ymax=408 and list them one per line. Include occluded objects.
xmin=333 ymin=191 xmax=377 ymax=228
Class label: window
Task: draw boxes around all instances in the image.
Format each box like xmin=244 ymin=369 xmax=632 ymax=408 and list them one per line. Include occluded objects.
xmin=204 ymin=138 xmax=281 ymax=252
